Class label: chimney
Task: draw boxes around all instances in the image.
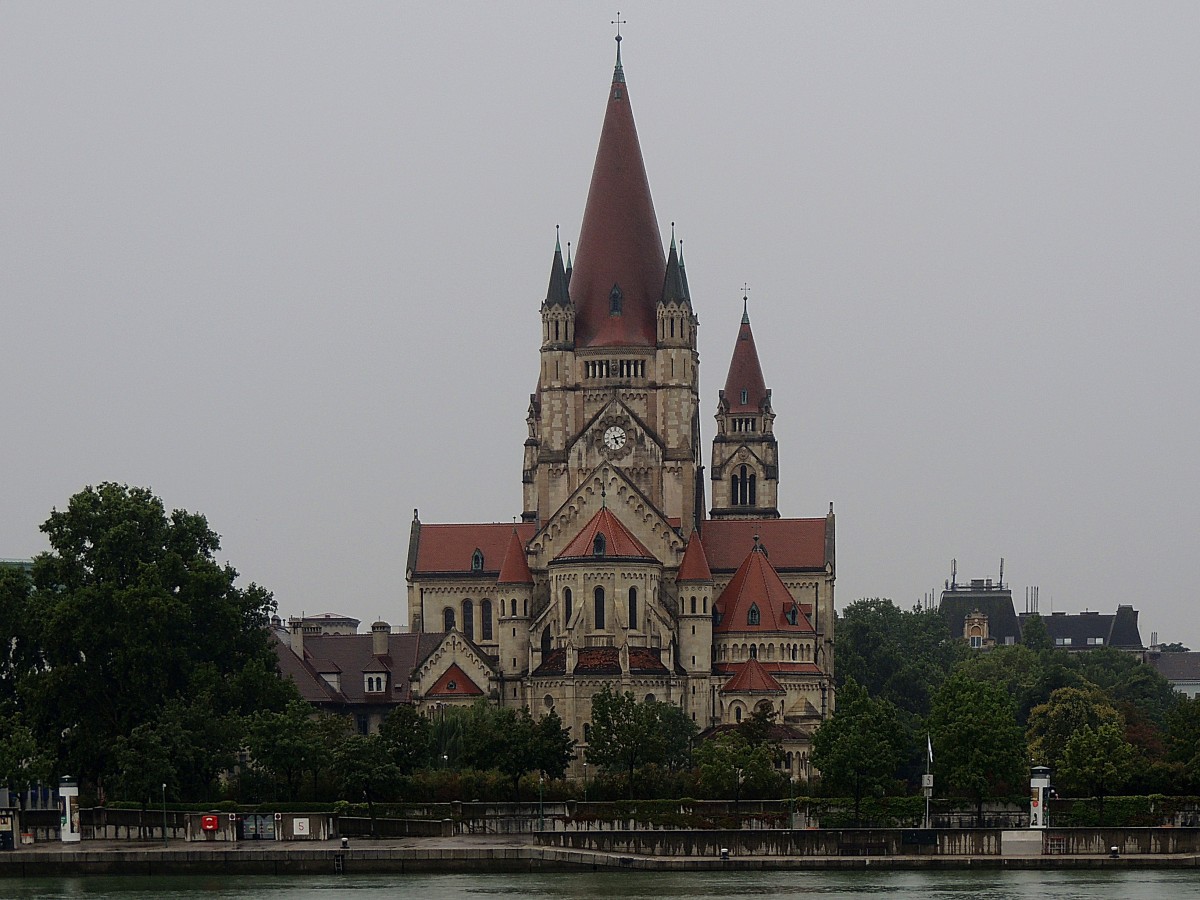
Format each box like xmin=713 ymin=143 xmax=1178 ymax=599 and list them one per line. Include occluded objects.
xmin=371 ymin=621 xmax=390 ymax=657
xmin=288 ymin=616 xmax=305 ymax=655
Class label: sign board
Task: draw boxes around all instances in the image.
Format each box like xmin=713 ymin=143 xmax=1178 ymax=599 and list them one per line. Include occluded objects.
xmin=294 ymin=818 xmax=310 ymax=836
xmin=201 ymin=815 xmax=219 ymax=832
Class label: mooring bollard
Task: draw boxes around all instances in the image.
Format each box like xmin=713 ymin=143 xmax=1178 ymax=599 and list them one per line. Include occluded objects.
xmin=720 ymin=847 xmax=730 ymax=861
xmin=341 ymin=837 xmax=349 ymax=849
xmin=1109 ymin=846 xmax=1119 ymax=859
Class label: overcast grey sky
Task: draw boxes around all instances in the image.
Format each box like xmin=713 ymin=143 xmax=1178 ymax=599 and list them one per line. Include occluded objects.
xmin=3 ymin=3 xmax=1198 ymax=645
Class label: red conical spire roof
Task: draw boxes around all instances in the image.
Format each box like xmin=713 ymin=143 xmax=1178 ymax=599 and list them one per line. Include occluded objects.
xmin=677 ymin=533 xmax=713 ymax=582
xmin=722 ymin=300 xmax=769 ymax=413
xmin=569 ymin=40 xmax=665 ymax=348
xmin=497 ymin=528 xmax=534 ymax=584
xmin=714 ymin=540 xmax=814 ymax=634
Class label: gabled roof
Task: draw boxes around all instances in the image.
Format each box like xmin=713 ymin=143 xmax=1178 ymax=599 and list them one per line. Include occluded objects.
xmin=554 ymin=506 xmax=657 ymax=563
xmin=701 ymin=518 xmax=828 ymax=572
xmin=497 ymin=528 xmax=534 ymax=585
xmin=676 ymin=533 xmax=713 ymax=582
xmin=274 ymin=630 xmax=446 ymax=705
xmin=569 ymin=40 xmax=665 ymax=349
xmin=411 ymin=522 xmax=538 ymax=576
xmin=721 ymin=658 xmax=785 ymax=694
xmin=426 ymin=662 xmax=485 ymax=698
xmin=1149 ymin=651 xmax=1200 ymax=684
xmin=721 ymin=304 xmax=768 ymax=413
xmin=714 ymin=543 xmax=815 ymax=635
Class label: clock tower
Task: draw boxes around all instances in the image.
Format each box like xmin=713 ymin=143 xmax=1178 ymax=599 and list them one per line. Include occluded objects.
xmin=522 ymin=40 xmax=703 ymax=535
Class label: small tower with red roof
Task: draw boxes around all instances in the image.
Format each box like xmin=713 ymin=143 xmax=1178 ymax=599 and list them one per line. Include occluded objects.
xmin=711 ymin=296 xmax=780 ymax=519
xmin=496 ymin=528 xmax=534 ymax=683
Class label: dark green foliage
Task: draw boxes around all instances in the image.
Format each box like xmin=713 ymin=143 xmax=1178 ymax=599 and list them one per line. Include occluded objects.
xmin=694 ymin=731 xmax=783 ymax=804
xmin=378 ymin=704 xmax=432 ymax=775
xmin=585 ymin=686 xmax=698 ymax=796
xmin=927 ymin=673 xmax=1027 ymax=825
xmin=1058 ymin=722 xmax=1135 ymax=824
xmin=1020 ymin=613 xmax=1052 ymax=650
xmin=17 ymin=484 xmax=295 ymax=799
xmin=811 ymin=679 xmax=908 ymax=824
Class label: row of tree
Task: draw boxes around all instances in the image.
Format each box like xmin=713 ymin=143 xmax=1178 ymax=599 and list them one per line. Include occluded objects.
xmin=814 ymin=598 xmax=1200 ymax=823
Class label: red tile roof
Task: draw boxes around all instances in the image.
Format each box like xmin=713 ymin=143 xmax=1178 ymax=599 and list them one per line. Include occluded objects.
xmin=555 ymin=506 xmax=656 ymax=562
xmin=531 ymin=646 xmax=668 ymax=677
xmin=497 ymin=528 xmax=534 ymax=584
xmin=569 ymin=48 xmax=664 ymax=349
xmin=676 ymin=533 xmax=713 ymax=582
xmin=426 ymin=662 xmax=485 ymax=697
xmin=714 ymin=544 xmax=816 ymax=635
xmin=714 ymin=661 xmax=823 ymax=677
xmin=412 ymin=523 xmax=538 ymax=575
xmin=721 ymin=658 xmax=785 ymax=694
xmin=701 ymin=518 xmax=827 ymax=571
xmin=722 ymin=311 xmax=768 ymax=413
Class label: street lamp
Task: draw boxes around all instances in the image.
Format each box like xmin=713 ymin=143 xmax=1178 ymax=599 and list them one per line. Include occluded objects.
xmin=161 ymin=783 xmax=168 ymax=848
xmin=538 ymin=773 xmax=545 ymax=832
xmin=583 ymin=760 xmax=588 ymax=804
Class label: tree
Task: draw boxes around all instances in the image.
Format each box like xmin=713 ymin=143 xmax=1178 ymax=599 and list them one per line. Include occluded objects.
xmin=927 ymin=673 xmax=1026 ymax=826
xmin=1026 ymin=686 xmax=1123 ymax=771
xmin=245 ymin=699 xmax=324 ymax=799
xmin=19 ymin=483 xmax=293 ymax=797
xmin=1165 ymin=696 xmax=1200 ymax=792
xmin=586 ymin=687 xmax=696 ymax=796
xmin=835 ymin=599 xmax=965 ymax=720
xmin=694 ymin=731 xmax=780 ymax=807
xmin=1160 ymin=642 xmax=1190 ymax=653
xmin=1059 ymin=723 xmax=1134 ymax=824
xmin=0 ymin=704 xmax=51 ymax=835
xmin=810 ymin=679 xmax=906 ymax=824
xmin=531 ymin=708 xmax=577 ymax=780
xmin=378 ymin=704 xmax=432 ymax=775
xmin=1020 ymin=613 xmax=1052 ymax=651
xmin=334 ymin=734 xmax=402 ymax=832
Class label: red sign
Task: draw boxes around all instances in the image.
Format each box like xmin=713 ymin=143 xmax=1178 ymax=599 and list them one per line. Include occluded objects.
xmin=201 ymin=815 xmax=219 ymax=831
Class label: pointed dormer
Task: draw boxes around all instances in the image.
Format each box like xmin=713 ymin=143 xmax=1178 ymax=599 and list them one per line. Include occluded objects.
xmin=570 ymin=37 xmax=665 ymax=349
xmin=497 ymin=528 xmax=534 ymax=585
xmin=711 ymin=299 xmax=780 ymax=519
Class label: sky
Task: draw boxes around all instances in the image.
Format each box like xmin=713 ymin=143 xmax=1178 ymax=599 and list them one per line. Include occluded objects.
xmin=2 ymin=4 xmax=1198 ymax=646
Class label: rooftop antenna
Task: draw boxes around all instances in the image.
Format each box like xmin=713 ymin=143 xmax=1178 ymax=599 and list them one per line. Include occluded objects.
xmin=999 ymin=557 xmax=1004 ymax=589
xmin=951 ymin=558 xmax=957 ymax=590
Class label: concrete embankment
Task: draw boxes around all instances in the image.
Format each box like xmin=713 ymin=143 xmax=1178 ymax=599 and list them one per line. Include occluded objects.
xmin=3 ymin=837 xmax=1200 ymax=876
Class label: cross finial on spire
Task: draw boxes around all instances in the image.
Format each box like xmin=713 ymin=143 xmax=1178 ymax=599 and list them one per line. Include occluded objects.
xmin=741 ymin=284 xmax=750 ymax=324
xmin=611 ymin=11 xmax=626 ymax=82
xmin=612 ymin=11 xmax=626 ymax=40
xmin=555 ymin=224 xmax=561 ymax=253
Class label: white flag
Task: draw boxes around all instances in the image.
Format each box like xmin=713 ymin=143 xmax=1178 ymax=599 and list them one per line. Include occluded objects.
xmin=927 ymin=734 xmax=934 ymax=764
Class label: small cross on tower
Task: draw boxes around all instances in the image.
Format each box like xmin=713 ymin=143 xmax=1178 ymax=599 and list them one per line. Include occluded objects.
xmin=612 ymin=11 xmax=626 ymax=41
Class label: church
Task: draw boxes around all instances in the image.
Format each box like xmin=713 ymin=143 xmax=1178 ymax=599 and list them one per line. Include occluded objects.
xmin=404 ymin=37 xmax=837 ymax=778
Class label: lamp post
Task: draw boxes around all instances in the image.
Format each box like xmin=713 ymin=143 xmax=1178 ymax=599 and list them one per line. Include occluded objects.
xmin=583 ymin=760 xmax=588 ymax=804
xmin=161 ymin=783 xmax=168 ymax=848
xmin=538 ymin=773 xmax=545 ymax=832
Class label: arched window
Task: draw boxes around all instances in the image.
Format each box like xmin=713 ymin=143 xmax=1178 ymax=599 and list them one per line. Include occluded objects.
xmin=704 ymin=597 xmax=708 ymax=614
xmin=462 ymin=599 xmax=474 ymax=640
xmin=523 ymin=599 xmax=528 ymax=617
xmin=644 ymin=693 xmax=656 ymax=703
xmin=609 ymin=283 xmax=623 ymax=314
xmin=731 ymin=469 xmax=742 ymax=505
xmin=443 ymin=608 xmax=456 ymax=631
xmin=712 ymin=606 xmax=721 ymax=626
xmin=748 ymin=603 xmax=760 ymax=626
xmin=540 ymin=626 xmax=551 ymax=656
xmin=594 ymin=586 xmax=606 ymax=629
xmin=593 ymin=533 xmax=606 ymax=556
xmin=471 ymin=549 xmax=484 ymax=571
xmin=735 ymin=706 xmax=743 ymax=724
xmin=749 ymin=473 xmax=757 ymax=506
xmin=791 ymin=645 xmax=798 ymax=661
xmin=690 ymin=596 xmax=696 ymax=614
xmin=511 ymin=598 xmax=517 ymax=616
xmin=481 ymin=599 xmax=493 ymax=641
xmin=583 ymin=722 xmax=591 ymax=744
xmin=750 ymin=644 xmax=758 ymax=659
xmin=564 ymin=587 xmax=573 ymax=624
xmin=628 ymin=587 xmax=638 ymax=629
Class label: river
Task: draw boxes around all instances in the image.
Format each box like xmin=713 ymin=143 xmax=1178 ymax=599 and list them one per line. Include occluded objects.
xmin=3 ymin=870 xmax=1200 ymax=899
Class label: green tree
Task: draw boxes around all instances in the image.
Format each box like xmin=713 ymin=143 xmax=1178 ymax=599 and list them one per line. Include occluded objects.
xmin=810 ymin=679 xmax=907 ymax=825
xmin=927 ymin=673 xmax=1026 ymax=825
xmin=835 ymin=599 xmax=965 ymax=720
xmin=0 ymin=705 xmax=52 ymax=834
xmin=1165 ymin=695 xmax=1200 ymax=792
xmin=245 ymin=699 xmax=323 ymax=799
xmin=379 ymin=704 xmax=432 ymax=775
xmin=1020 ymin=613 xmax=1052 ymax=651
xmin=1160 ymin=642 xmax=1190 ymax=652
xmin=531 ymin=708 xmax=577 ymax=780
xmin=334 ymin=734 xmax=402 ymax=832
xmin=1026 ymin=686 xmax=1123 ymax=770
xmin=586 ymin=687 xmax=696 ymax=796
xmin=1059 ymin=723 xmax=1134 ymax=824
xmin=694 ymin=731 xmax=780 ymax=806
xmin=19 ymin=483 xmax=293 ymax=797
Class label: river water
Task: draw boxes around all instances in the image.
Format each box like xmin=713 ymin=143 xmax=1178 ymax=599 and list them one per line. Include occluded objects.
xmin=3 ymin=870 xmax=1200 ymax=899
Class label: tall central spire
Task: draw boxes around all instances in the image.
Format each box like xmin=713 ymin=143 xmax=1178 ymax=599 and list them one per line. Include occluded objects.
xmin=569 ymin=37 xmax=665 ymax=348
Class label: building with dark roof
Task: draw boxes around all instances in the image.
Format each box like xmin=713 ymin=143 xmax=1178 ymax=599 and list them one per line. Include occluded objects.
xmin=403 ymin=36 xmax=836 ymax=781
xmin=938 ymin=577 xmax=1022 ymax=649
xmin=1022 ymin=606 xmax=1143 ymax=651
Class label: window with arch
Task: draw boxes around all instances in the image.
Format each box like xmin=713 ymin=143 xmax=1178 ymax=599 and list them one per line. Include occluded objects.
xmin=583 ymin=722 xmax=591 ymax=744
xmin=594 ymin=586 xmax=606 ymax=629
xmin=540 ymin=626 xmax=551 ymax=656
xmin=523 ymin=599 xmax=528 ymax=617
xmin=644 ymin=693 xmax=656 ymax=703
xmin=609 ymin=283 xmax=623 ymax=314
xmin=712 ymin=606 xmax=721 ymax=626
xmin=740 ymin=389 xmax=748 ymax=405
xmin=748 ymin=603 xmax=760 ymax=626
xmin=443 ymin=608 xmax=455 ymax=631
xmin=732 ymin=465 xmax=758 ymax=506
xmin=735 ymin=706 xmax=743 ymax=724
xmin=704 ymin=597 xmax=708 ymax=614
xmin=471 ymin=549 xmax=484 ymax=571
xmin=461 ymin=599 xmax=474 ymax=640
xmin=628 ymin=587 xmax=638 ymax=629
xmin=689 ymin=596 xmax=696 ymax=614
xmin=564 ymin=587 xmax=573 ymax=623
xmin=481 ymin=599 xmax=493 ymax=641
xmin=750 ymin=644 xmax=758 ymax=659
xmin=593 ymin=533 xmax=606 ymax=556
xmin=510 ymin=598 xmax=517 ymax=616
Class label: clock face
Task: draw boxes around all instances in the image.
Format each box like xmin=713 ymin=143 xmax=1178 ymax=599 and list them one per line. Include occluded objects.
xmin=603 ymin=425 xmax=627 ymax=450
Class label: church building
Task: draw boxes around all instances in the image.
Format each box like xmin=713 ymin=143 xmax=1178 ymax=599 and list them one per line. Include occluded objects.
xmin=404 ymin=37 xmax=836 ymax=778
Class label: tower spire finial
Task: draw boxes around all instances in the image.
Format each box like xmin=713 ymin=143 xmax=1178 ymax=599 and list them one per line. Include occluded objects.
xmin=741 ymin=284 xmax=750 ymax=324
xmin=555 ymin=223 xmax=561 ymax=253
xmin=611 ymin=12 xmax=626 ymax=82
